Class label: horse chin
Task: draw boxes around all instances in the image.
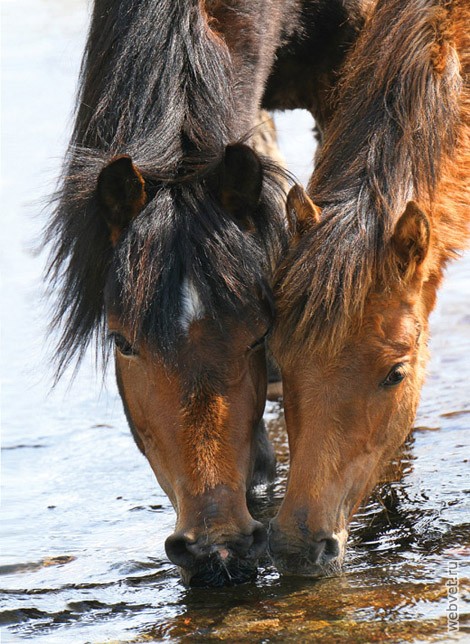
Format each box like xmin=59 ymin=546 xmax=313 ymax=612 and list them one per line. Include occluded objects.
xmin=275 ymin=555 xmax=344 ymax=579
xmin=179 ymin=552 xmax=259 ymax=587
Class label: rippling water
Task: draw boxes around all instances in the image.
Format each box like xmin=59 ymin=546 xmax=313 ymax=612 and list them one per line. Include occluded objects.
xmin=1 ymin=2 xmax=469 ymax=642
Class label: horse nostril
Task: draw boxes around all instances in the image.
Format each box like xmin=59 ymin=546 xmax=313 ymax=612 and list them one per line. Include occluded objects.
xmin=323 ymin=536 xmax=339 ymax=560
xmin=231 ymin=523 xmax=266 ymax=557
xmin=309 ymin=535 xmax=339 ymax=564
xmin=165 ymin=523 xmax=267 ymax=571
xmin=165 ymin=533 xmax=196 ymax=569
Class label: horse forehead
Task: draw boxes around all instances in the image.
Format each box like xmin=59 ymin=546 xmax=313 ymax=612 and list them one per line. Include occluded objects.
xmin=365 ymin=297 xmax=421 ymax=345
xmin=179 ymin=278 xmax=205 ymax=333
xmin=310 ymin=301 xmax=421 ymax=368
xmin=178 ymin=279 xmax=256 ymax=340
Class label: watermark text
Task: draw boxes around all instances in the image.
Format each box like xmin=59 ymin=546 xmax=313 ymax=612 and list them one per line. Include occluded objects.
xmin=446 ymin=560 xmax=459 ymax=633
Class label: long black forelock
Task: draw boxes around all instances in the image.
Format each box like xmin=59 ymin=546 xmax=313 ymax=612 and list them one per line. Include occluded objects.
xmin=46 ymin=146 xmax=288 ymax=376
xmin=111 ymin=160 xmax=287 ymax=360
xmin=44 ymin=0 xmax=289 ymax=377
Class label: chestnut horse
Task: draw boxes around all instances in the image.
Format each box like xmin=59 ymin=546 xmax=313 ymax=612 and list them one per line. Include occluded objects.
xmin=270 ymin=0 xmax=469 ymax=576
xmin=44 ymin=0 xmax=367 ymax=585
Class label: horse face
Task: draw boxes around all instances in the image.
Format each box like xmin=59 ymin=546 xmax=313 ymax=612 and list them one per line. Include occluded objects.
xmin=108 ymin=312 xmax=270 ymax=585
xmin=269 ymin=295 xmax=429 ymax=576
xmin=98 ymin=148 xmax=277 ymax=586
xmin=270 ymin=193 xmax=432 ymax=576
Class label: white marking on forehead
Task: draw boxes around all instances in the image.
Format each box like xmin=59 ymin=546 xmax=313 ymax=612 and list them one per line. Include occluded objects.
xmin=179 ymin=277 xmax=204 ymax=333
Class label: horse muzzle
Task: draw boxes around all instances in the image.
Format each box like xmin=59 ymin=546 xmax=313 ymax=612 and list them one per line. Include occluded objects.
xmin=165 ymin=520 xmax=267 ymax=586
xmin=268 ymin=519 xmax=346 ymax=577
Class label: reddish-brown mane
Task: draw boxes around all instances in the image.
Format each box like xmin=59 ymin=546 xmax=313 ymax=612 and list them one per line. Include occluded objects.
xmin=275 ymin=0 xmax=469 ymax=362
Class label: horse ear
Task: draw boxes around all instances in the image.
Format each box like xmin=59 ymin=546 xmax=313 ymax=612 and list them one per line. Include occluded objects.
xmin=97 ymin=156 xmax=147 ymax=245
xmin=392 ymin=201 xmax=430 ymax=277
xmin=286 ymin=184 xmax=321 ymax=239
xmin=217 ymin=144 xmax=263 ymax=225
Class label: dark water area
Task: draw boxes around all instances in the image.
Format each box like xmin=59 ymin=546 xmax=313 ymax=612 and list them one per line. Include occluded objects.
xmin=1 ymin=2 xmax=469 ymax=642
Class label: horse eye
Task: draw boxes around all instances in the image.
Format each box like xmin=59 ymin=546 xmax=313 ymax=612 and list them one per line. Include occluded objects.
xmin=109 ymin=332 xmax=138 ymax=357
xmin=381 ymin=363 xmax=406 ymax=387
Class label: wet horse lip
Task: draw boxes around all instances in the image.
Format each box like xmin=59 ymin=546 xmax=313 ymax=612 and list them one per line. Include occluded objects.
xmin=267 ymin=523 xmax=346 ymax=577
xmin=274 ymin=557 xmax=342 ymax=578
xmin=217 ymin=547 xmax=230 ymax=560
xmin=179 ymin=550 xmax=259 ymax=587
xmin=268 ymin=538 xmax=343 ymax=577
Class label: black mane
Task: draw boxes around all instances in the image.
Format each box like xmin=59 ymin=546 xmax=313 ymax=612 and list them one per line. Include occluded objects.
xmin=45 ymin=0 xmax=288 ymax=375
xmin=110 ymin=158 xmax=287 ymax=358
xmin=73 ymin=0 xmax=233 ymax=156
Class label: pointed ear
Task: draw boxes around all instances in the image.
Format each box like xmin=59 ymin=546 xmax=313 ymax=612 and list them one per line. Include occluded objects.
xmin=286 ymin=184 xmax=321 ymax=239
xmin=217 ymin=144 xmax=263 ymax=226
xmin=97 ymin=156 xmax=147 ymax=245
xmin=392 ymin=201 xmax=430 ymax=278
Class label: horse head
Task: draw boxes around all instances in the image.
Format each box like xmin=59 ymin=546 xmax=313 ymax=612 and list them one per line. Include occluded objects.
xmin=267 ymin=0 xmax=467 ymax=577
xmin=97 ymin=145 xmax=284 ymax=585
xmin=270 ymin=187 xmax=436 ymax=576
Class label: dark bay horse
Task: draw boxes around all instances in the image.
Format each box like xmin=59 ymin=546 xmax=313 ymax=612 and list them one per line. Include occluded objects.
xmin=270 ymin=0 xmax=469 ymax=576
xmin=46 ymin=0 xmax=289 ymax=587
xmin=44 ymin=0 xmax=368 ymax=586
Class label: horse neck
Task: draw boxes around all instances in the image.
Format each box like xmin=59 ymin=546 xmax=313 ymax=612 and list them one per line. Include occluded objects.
xmin=295 ymin=0 xmax=467 ymax=354
xmin=74 ymin=0 xmax=294 ymax=157
xmin=204 ymin=0 xmax=300 ymax=140
xmin=425 ymin=2 xmax=470 ymax=293
xmin=72 ymin=0 xmax=235 ymax=157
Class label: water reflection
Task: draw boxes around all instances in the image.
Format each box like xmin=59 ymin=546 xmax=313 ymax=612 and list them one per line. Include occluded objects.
xmin=4 ymin=393 xmax=468 ymax=642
